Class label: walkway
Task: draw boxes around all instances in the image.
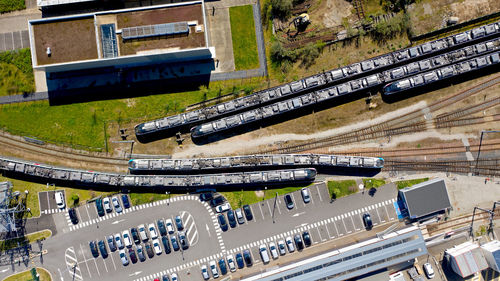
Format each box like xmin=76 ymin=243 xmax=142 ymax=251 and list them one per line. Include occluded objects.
xmin=0 ymin=92 xmax=48 ymax=104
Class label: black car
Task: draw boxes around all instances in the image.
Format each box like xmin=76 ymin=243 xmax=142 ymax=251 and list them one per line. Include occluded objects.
xmin=98 ymin=240 xmax=108 ymax=258
xmin=144 ymin=242 xmax=154 ymax=258
xmin=218 ymin=214 xmax=228 ymax=232
xmin=294 ymin=234 xmax=304 ymax=250
xmin=162 ymin=275 xmax=170 ymax=281
xmin=95 ymin=198 xmax=105 ymax=217
xmin=106 ymin=235 xmax=117 ymax=252
xmin=128 ymin=248 xmax=138 ymax=264
xmin=121 ymin=195 xmax=131 ymax=209
xmin=178 ymin=231 xmax=189 ymax=250
xmin=363 ymin=213 xmax=373 ymax=230
xmin=210 ymin=196 xmax=225 ymax=207
xmin=284 ymin=194 xmax=294 ymax=209
xmin=68 ymin=208 xmax=78 ymax=224
xmin=243 ymin=249 xmax=252 ymax=266
xmin=170 ymin=235 xmax=180 ymax=251
xmin=89 ymin=241 xmax=99 ymax=258
xmin=302 ymin=231 xmax=312 ymax=247
xmin=227 ymin=210 xmax=237 ymax=228
xmin=131 ymin=227 xmax=140 ymax=244
xmin=157 ymin=219 xmax=167 ymax=236
xmin=161 ymin=236 xmax=171 ymax=254
xmin=235 ymin=253 xmax=245 ymax=269
xmin=199 ymin=192 xmax=214 ymax=202
xmin=136 ymin=245 xmax=146 ymax=262
xmin=219 ymin=258 xmax=228 ymax=275
xmin=242 ymin=205 xmax=253 ymax=221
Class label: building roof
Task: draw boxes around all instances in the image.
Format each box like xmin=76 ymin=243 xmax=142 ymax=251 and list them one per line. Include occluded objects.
xmin=481 ymin=240 xmax=500 ymax=253
xmin=37 ymin=0 xmax=95 ymax=7
xmin=446 ymin=241 xmax=488 ymax=277
xmin=399 ymin=178 xmax=451 ymax=219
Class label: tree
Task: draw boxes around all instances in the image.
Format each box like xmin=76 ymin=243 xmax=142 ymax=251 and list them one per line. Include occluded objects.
xmin=71 ymin=194 xmax=79 ymax=206
xmin=270 ymin=0 xmax=292 ymax=20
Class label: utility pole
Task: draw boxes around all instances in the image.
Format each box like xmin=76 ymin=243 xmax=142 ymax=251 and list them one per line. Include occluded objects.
xmin=272 ymin=192 xmax=278 ymax=223
xmin=475 ymin=130 xmax=500 ymax=173
xmin=470 ymin=206 xmax=494 ymax=238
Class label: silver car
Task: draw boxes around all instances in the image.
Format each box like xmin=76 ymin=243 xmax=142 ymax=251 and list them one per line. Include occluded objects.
xmin=201 ymin=265 xmax=209 ymax=280
xmin=285 ymin=236 xmax=295 ymax=252
xmin=235 ymin=208 xmax=245 ymax=224
xmin=119 ymin=249 xmax=129 ymax=266
xmin=114 ymin=233 xmax=124 ymax=249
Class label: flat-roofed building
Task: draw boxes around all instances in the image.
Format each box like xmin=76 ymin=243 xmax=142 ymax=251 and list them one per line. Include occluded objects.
xmin=241 ymin=226 xmax=427 ymax=281
xmin=398 ymin=178 xmax=451 ymax=220
xmin=481 ymin=240 xmax=500 ymax=272
xmin=445 ymin=241 xmax=488 ymax=278
xmin=28 ymin=1 xmax=213 ymax=73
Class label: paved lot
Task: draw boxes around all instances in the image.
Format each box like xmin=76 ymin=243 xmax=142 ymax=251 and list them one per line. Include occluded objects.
xmin=0 ymin=31 xmax=30 ymax=52
xmin=38 ymin=190 xmax=66 ymax=215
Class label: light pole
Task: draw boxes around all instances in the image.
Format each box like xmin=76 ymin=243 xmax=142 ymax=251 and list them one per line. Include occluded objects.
xmin=263 ymin=187 xmax=267 ymax=202
xmin=166 ymin=191 xmax=170 ymax=206
xmin=475 ymin=130 xmax=500 ymax=174
xmin=272 ymin=192 xmax=278 ymax=223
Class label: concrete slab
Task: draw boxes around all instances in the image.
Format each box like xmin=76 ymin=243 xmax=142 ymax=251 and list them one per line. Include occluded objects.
xmin=0 ymin=33 xmax=5 ymax=51
xmin=4 ymin=33 xmax=13 ymax=50
xmin=205 ymin=4 xmax=234 ymax=73
xmin=13 ymin=31 xmax=22 ymax=49
xmin=21 ymin=30 xmax=29 ymax=48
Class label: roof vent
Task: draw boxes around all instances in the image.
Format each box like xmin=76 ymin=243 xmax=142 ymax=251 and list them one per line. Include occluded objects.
xmin=46 ymin=47 xmax=51 ymax=57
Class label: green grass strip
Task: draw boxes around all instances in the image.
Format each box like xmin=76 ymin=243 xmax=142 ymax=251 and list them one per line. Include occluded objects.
xmin=395 ymin=178 xmax=429 ymax=189
xmin=229 ymin=5 xmax=259 ymax=70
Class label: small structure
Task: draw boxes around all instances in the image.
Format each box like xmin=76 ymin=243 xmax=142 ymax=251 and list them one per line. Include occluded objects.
xmin=481 ymin=240 xmax=500 ymax=272
xmin=445 ymin=241 xmax=488 ymax=278
xmin=0 ymin=182 xmax=26 ymax=237
xmin=398 ymin=178 xmax=451 ymax=220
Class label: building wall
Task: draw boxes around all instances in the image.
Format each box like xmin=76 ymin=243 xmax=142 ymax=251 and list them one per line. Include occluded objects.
xmin=482 ymin=248 xmax=500 ymax=272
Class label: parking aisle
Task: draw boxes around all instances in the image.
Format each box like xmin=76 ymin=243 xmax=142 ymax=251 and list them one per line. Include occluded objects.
xmin=39 ymin=190 xmax=66 ymax=215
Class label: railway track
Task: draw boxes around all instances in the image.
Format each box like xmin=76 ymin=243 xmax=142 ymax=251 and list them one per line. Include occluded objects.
xmin=383 ymin=159 xmax=500 ymax=176
xmin=426 ymin=209 xmax=500 ymax=237
xmin=260 ymin=75 xmax=500 ymax=154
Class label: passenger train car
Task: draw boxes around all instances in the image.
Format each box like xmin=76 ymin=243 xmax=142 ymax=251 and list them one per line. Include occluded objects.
xmin=0 ymin=156 xmax=316 ymax=189
xmin=135 ymin=21 xmax=500 ymax=139
xmin=128 ymin=154 xmax=384 ymax=174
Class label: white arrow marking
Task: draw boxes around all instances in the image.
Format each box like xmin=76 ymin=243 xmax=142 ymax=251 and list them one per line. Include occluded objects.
xmin=292 ymin=212 xmax=305 ymax=217
xmin=129 ymin=271 xmax=142 ymax=277
xmin=206 ymin=224 xmax=211 ymax=237
xmin=0 ymin=268 xmax=9 ymax=273
xmin=112 ymin=219 xmax=125 ymax=225
xmin=57 ymin=268 xmax=64 ymax=281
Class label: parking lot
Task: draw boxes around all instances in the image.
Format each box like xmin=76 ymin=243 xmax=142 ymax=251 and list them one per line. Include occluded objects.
xmin=39 ymin=189 xmax=66 ymax=215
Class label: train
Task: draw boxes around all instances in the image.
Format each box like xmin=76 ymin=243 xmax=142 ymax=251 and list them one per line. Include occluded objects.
xmin=128 ymin=154 xmax=384 ymax=174
xmin=190 ymin=39 xmax=500 ymax=139
xmin=0 ymin=156 xmax=316 ymax=189
xmin=134 ymin=21 xmax=500 ymax=139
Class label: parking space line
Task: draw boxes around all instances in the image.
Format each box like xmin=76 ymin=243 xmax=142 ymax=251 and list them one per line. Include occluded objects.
xmin=325 ymin=224 xmax=333 ymax=238
xmin=350 ymin=216 xmax=356 ymax=231
xmin=93 ymin=258 xmax=101 ymax=276
xmin=101 ymin=257 xmax=108 ymax=273
xmin=342 ymin=218 xmax=349 ymax=234
xmin=290 ymin=193 xmax=297 ymax=209
xmin=249 ymin=205 xmax=257 ymax=222
xmin=315 ymin=185 xmax=323 ymax=202
xmin=109 ymin=248 xmax=117 ymax=270
xmin=258 ymin=202 xmax=265 ymax=220
xmin=316 ymin=227 xmax=322 ymax=242
xmin=266 ymin=200 xmax=272 ymax=216
xmin=79 ymin=244 xmax=92 ymax=278
xmin=383 ymin=205 xmax=392 ymax=221
xmin=375 ymin=207 xmax=383 ymax=223
xmin=276 ymin=198 xmax=281 ymax=215
xmin=46 ymin=192 xmax=51 ymax=211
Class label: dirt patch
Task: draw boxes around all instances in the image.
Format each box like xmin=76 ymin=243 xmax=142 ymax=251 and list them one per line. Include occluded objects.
xmin=322 ymin=0 xmax=353 ymax=28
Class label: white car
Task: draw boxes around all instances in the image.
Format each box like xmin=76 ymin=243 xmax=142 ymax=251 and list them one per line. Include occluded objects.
xmin=119 ymin=249 xmax=129 ymax=265
xmin=215 ymin=202 xmax=231 ymax=213
xmin=114 ymin=233 xmax=124 ymax=249
xmin=259 ymin=244 xmax=270 ymax=264
xmin=301 ymin=188 xmax=311 ymax=203
xmin=201 ymin=265 xmax=210 ymax=280
xmin=285 ymin=236 xmax=295 ymax=252
xmin=165 ymin=219 xmax=175 ymax=234
xmin=269 ymin=242 xmax=279 ymax=259
xmin=171 ymin=273 xmax=178 ymax=281
xmin=55 ymin=191 xmax=65 ymax=209
xmin=277 ymin=240 xmax=286 ymax=255
xmin=103 ymin=197 xmax=112 ymax=213
xmin=226 ymin=255 xmax=236 ymax=272
xmin=209 ymin=260 xmax=219 ymax=278
xmin=112 ymin=196 xmax=122 ymax=213
xmin=148 ymin=223 xmax=158 ymax=239
xmin=152 ymin=238 xmax=162 ymax=255
xmin=122 ymin=230 xmax=132 ymax=248
xmin=423 ymin=263 xmax=435 ymax=279
xmin=138 ymin=224 xmax=148 ymax=241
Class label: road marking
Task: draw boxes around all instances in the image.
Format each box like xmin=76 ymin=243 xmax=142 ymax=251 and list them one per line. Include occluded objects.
xmin=112 ymin=219 xmax=125 ymax=225
xmin=92 ymin=257 xmax=100 ymax=276
xmin=258 ymin=202 xmax=265 ymax=220
xmin=57 ymin=268 xmax=64 ymax=281
xmin=375 ymin=206 xmax=383 ymax=223
xmin=266 ymin=200 xmax=273 ymax=217
xmin=79 ymin=244 xmax=92 ymax=279
xmin=101 ymin=257 xmax=108 ymax=273
xmin=316 ymin=227 xmax=322 ymax=241
xmin=108 ymin=247 xmax=116 ymax=271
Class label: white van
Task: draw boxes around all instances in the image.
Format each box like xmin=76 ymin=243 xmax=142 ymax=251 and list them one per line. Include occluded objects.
xmin=259 ymin=244 xmax=270 ymax=264
xmin=55 ymin=191 xmax=65 ymax=209
xmin=423 ymin=263 xmax=435 ymax=279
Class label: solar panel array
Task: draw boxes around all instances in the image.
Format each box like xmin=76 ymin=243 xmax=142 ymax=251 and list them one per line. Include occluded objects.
xmin=121 ymin=22 xmax=189 ymax=40
xmin=100 ymin=24 xmax=118 ymax=58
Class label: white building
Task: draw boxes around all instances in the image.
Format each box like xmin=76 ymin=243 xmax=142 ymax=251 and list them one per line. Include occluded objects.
xmin=445 ymin=241 xmax=488 ymax=278
xmin=481 ymin=240 xmax=500 ymax=272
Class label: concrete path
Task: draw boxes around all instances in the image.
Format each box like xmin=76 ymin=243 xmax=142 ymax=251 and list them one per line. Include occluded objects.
xmin=0 ymin=92 xmax=48 ymax=104
xmin=0 ymin=30 xmax=30 ymax=52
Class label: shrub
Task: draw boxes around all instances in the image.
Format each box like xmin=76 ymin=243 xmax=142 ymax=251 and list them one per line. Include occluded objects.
xmin=270 ymin=0 xmax=292 ymax=20
xmin=0 ymin=0 xmax=26 ymax=13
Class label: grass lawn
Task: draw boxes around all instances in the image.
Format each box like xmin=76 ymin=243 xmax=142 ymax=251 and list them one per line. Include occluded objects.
xmin=327 ymin=180 xmax=357 ymax=199
xmin=4 ymin=267 xmax=51 ymax=281
xmin=229 ymin=5 xmax=259 ymax=70
xmin=362 ymin=178 xmax=386 ymax=189
xmin=0 ymin=230 xmax=51 ymax=251
xmin=129 ymin=192 xmax=174 ymax=206
xmin=221 ymin=184 xmax=311 ymax=209
xmin=395 ymin=178 xmax=429 ymax=189
xmin=0 ymin=49 xmax=34 ymax=96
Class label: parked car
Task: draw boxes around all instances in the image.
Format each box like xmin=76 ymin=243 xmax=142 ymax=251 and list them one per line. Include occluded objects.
xmin=215 ymin=202 xmax=231 ymax=213
xmin=68 ymin=208 xmax=78 ymax=224
xmin=201 ymin=265 xmax=210 ymax=280
xmin=162 ymin=275 xmax=170 ymax=281
xmin=128 ymin=248 xmax=137 ymax=264
xmin=423 ymin=263 xmax=435 ymax=279
xmin=235 ymin=253 xmax=244 ymax=269
xmin=107 ymin=235 xmax=117 ymax=252
xmin=144 ymin=242 xmax=154 ymax=258
xmin=175 ymin=215 xmax=184 ymax=231
xmin=55 ymin=191 xmax=65 ymax=209
xmin=121 ymin=194 xmax=130 ymax=209
xmin=226 ymin=255 xmax=236 ymax=272
xmin=210 ymin=196 xmax=225 ymax=207
xmin=294 ymin=234 xmax=304 ymax=250
xmin=227 ymin=210 xmax=237 ymax=228
xmin=148 ymin=223 xmax=158 ymax=239
xmin=235 ymin=208 xmax=245 ymax=224
xmin=122 ymin=230 xmax=132 ymax=248
xmin=114 ymin=233 xmax=124 ymax=249
xmin=103 ymin=197 xmax=112 ymax=213
xmin=119 ymin=249 xmax=129 ymax=266
xmin=218 ymin=214 xmax=228 ymax=232
xmin=178 ymin=231 xmax=189 ymax=250
xmin=199 ymin=192 xmax=214 ymax=202
xmin=161 ymin=236 xmax=171 ymax=254
xmin=285 ymin=236 xmax=295 ymax=252
xmin=89 ymin=241 xmax=99 ymax=258
xmin=269 ymin=242 xmax=279 ymax=259
xmin=112 ymin=196 xmax=122 ymax=213
xmin=138 ymin=224 xmax=148 ymax=241
xmin=95 ymin=198 xmax=105 ymax=217
xmin=170 ymin=235 xmax=180 ymax=251
xmin=152 ymin=238 xmax=162 ymax=255
xmin=242 ymin=205 xmax=253 ymax=221
xmin=171 ymin=273 xmax=178 ymax=281
xmin=284 ymin=194 xmax=294 ymax=209
xmin=209 ymin=260 xmax=219 ymax=278
xmin=219 ymin=258 xmax=228 ymax=275
xmin=131 ymin=227 xmax=140 ymax=244
xmin=277 ymin=240 xmax=286 ymax=255
xmin=165 ymin=219 xmax=175 ymax=234
xmin=157 ymin=219 xmax=167 ymax=236
xmin=259 ymin=244 xmax=270 ymax=264
xmin=302 ymin=231 xmax=312 ymax=247
xmin=98 ymin=240 xmax=108 ymax=258
xmin=136 ymin=245 xmax=146 ymax=262
xmin=301 ymin=188 xmax=311 ymax=203
xmin=243 ymin=249 xmax=253 ymax=266
xmin=363 ymin=213 xmax=373 ymax=230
